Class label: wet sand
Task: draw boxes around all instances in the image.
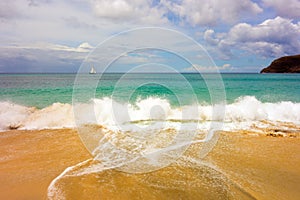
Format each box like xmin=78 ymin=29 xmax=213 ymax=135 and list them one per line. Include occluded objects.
xmin=206 ymin=131 xmax=300 ymax=200
xmin=0 ymin=128 xmax=299 ymax=199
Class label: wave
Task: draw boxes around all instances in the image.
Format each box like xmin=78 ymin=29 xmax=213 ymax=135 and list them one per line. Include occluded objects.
xmin=0 ymin=96 xmax=300 ymax=131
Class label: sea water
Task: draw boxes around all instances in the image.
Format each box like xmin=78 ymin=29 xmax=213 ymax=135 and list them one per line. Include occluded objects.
xmin=0 ymin=73 xmax=299 ymax=130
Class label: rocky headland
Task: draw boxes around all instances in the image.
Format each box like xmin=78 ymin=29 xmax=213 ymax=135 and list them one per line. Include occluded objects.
xmin=261 ymin=54 xmax=300 ymax=73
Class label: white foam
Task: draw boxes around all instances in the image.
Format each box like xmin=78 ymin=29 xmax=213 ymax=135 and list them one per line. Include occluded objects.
xmin=23 ymin=103 xmax=75 ymax=130
xmin=0 ymin=101 xmax=35 ymax=130
xmin=0 ymin=96 xmax=299 ymax=131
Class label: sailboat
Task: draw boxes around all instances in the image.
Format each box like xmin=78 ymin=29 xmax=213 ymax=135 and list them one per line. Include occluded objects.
xmin=89 ymin=65 xmax=96 ymax=74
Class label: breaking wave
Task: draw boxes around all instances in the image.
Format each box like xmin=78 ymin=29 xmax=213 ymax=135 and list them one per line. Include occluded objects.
xmin=0 ymin=96 xmax=299 ymax=131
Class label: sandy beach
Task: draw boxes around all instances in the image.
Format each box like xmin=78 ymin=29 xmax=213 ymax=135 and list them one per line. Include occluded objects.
xmin=1 ymin=127 xmax=299 ymax=200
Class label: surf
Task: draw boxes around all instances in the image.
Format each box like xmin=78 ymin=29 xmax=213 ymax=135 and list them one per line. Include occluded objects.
xmin=0 ymin=96 xmax=299 ymax=131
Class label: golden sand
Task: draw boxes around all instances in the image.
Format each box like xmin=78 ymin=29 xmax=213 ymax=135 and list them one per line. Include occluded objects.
xmin=0 ymin=129 xmax=90 ymax=199
xmin=0 ymin=128 xmax=299 ymax=199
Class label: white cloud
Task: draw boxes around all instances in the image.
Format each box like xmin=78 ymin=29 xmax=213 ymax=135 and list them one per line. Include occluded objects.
xmin=2 ymin=1 xmax=165 ymax=46
xmin=0 ymin=41 xmax=95 ymax=72
xmin=203 ymin=29 xmax=219 ymax=45
xmin=204 ymin=17 xmax=300 ymax=58
xmin=5 ymin=42 xmax=94 ymax=53
xmin=93 ymin=0 xmax=134 ymax=19
xmin=262 ymin=0 xmax=300 ymax=19
xmin=77 ymin=42 xmax=94 ymax=51
xmin=183 ymin=63 xmax=232 ymax=72
xmin=91 ymin=0 xmax=168 ymax=24
xmin=0 ymin=42 xmax=94 ymax=66
xmin=162 ymin=0 xmax=262 ymax=26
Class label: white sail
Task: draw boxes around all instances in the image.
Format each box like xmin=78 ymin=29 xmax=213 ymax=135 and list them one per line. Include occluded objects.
xmin=89 ymin=66 xmax=96 ymax=74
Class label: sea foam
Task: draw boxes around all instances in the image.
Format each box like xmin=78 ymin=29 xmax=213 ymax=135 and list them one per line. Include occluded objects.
xmin=0 ymin=96 xmax=299 ymax=131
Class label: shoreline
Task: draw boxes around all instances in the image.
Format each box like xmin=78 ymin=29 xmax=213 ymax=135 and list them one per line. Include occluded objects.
xmin=0 ymin=128 xmax=299 ymax=199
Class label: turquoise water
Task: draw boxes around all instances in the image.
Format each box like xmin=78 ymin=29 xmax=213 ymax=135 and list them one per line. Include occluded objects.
xmin=0 ymin=73 xmax=299 ymax=108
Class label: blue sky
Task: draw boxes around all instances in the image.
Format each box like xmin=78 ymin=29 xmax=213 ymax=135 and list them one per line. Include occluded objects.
xmin=0 ymin=0 xmax=299 ymax=73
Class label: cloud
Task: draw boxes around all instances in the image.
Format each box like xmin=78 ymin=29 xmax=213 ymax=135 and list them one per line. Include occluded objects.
xmin=0 ymin=0 xmax=172 ymax=46
xmin=1 ymin=0 xmax=299 ymax=73
xmin=0 ymin=1 xmax=117 ymax=44
xmin=63 ymin=16 xmax=98 ymax=30
xmin=0 ymin=42 xmax=94 ymax=72
xmin=262 ymin=0 xmax=300 ymax=19
xmin=161 ymin=0 xmax=262 ymax=26
xmin=203 ymin=29 xmax=219 ymax=45
xmin=27 ymin=0 xmax=52 ymax=7
xmin=92 ymin=0 xmax=134 ymax=19
xmin=89 ymin=0 xmax=264 ymax=26
xmin=183 ymin=63 xmax=232 ymax=72
xmin=204 ymin=17 xmax=300 ymax=58
xmin=5 ymin=42 xmax=94 ymax=53
xmin=78 ymin=42 xmax=94 ymax=51
xmin=0 ymin=1 xmax=21 ymax=20
xmin=91 ymin=0 xmax=168 ymax=24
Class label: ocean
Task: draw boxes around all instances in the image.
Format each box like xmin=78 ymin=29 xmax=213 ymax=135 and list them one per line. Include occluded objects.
xmin=1 ymin=73 xmax=300 ymax=107
xmin=1 ymin=73 xmax=300 ymax=199
xmin=0 ymin=73 xmax=299 ymax=131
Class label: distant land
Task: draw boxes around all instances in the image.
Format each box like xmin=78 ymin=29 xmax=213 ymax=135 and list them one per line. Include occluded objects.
xmin=260 ymin=55 xmax=300 ymax=73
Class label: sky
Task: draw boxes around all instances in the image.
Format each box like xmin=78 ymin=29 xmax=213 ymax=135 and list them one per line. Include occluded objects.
xmin=0 ymin=0 xmax=300 ymax=73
